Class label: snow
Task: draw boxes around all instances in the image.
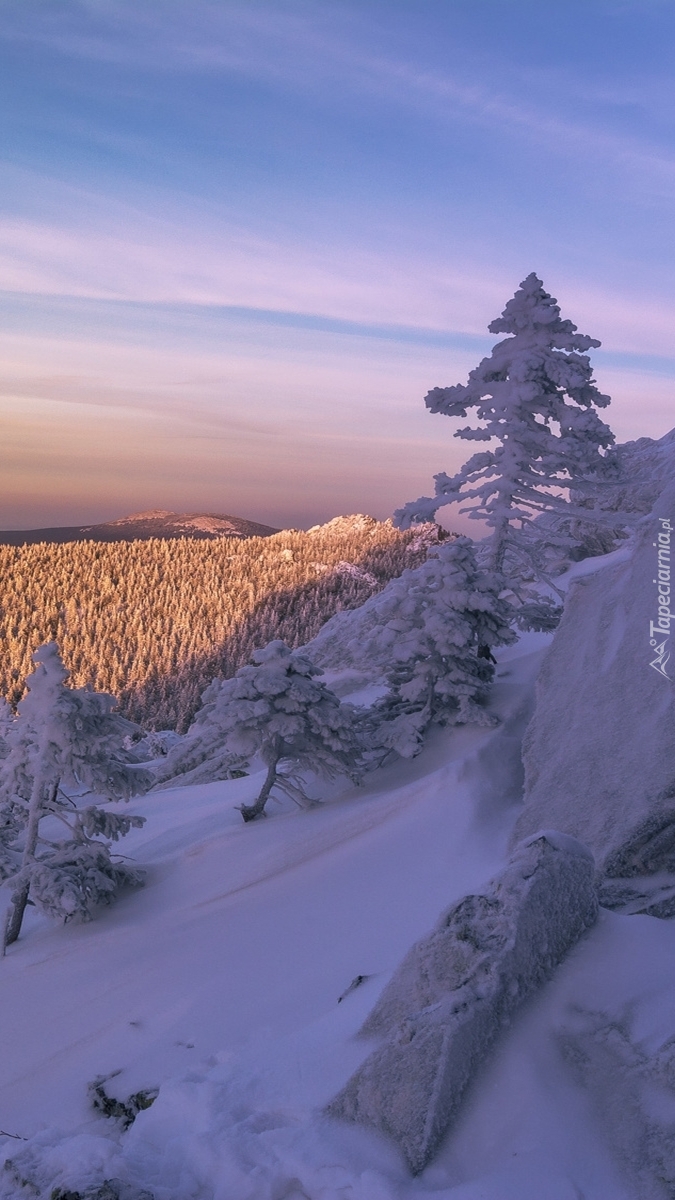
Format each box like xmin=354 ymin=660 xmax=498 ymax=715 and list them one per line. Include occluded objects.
xmin=174 ymin=516 xmax=240 ymax=534
xmin=1 ymin=556 xmax=675 ymax=1197
xmin=157 ymin=640 xmax=358 ymax=815
xmin=513 ymin=476 xmax=675 ymax=867
xmin=306 ymin=515 xmax=383 ymax=537
xmin=107 ymin=512 xmax=174 ymax=526
xmin=0 ymin=644 xmax=149 ymax=940
xmin=328 ymin=832 xmax=597 ymax=1174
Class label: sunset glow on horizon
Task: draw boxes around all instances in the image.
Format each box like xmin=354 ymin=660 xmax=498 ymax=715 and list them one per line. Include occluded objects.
xmin=2 ymin=1 xmax=674 ymax=531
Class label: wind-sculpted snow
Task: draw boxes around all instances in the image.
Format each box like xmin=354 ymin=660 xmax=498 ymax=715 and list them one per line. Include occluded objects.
xmin=514 ymin=477 xmax=675 ymax=871
xmin=326 ymin=831 xmax=598 ymax=1173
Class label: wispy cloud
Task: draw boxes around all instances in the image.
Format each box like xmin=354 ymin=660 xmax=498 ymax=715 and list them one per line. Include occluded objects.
xmin=1 ymin=0 xmax=673 ymax=526
xmin=2 ymin=198 xmax=674 ymax=363
xmin=0 ymin=308 xmax=482 ymax=529
xmin=5 ymin=2 xmax=673 ymax=202
xmin=0 ymin=185 xmax=514 ymax=334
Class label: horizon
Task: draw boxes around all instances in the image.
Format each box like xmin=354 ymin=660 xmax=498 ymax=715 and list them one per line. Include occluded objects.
xmin=0 ymin=506 xmax=282 ymax=532
xmin=2 ymin=1 xmax=674 ymax=531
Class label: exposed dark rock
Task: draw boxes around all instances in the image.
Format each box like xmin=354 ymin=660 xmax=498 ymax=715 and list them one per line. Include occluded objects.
xmin=88 ymin=1073 xmax=158 ymax=1130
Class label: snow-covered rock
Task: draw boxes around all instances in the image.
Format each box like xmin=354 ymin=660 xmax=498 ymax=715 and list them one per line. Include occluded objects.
xmin=603 ymin=427 xmax=675 ymax=518
xmin=326 ymin=831 xmax=598 ymax=1174
xmin=306 ymin=514 xmax=383 ymax=537
xmin=513 ymin=478 xmax=675 ymax=870
xmin=557 ymin=1007 xmax=675 ymax=1199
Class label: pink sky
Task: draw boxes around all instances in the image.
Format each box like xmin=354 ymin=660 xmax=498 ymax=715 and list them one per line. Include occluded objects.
xmin=1 ymin=2 xmax=673 ymax=529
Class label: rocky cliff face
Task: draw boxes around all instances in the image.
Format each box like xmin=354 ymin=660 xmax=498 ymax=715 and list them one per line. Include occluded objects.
xmin=512 ymin=476 xmax=675 ymax=871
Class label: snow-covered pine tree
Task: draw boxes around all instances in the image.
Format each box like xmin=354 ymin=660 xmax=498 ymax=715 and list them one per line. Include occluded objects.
xmin=361 ymin=538 xmax=516 ymax=757
xmin=0 ymin=697 xmax=12 ymax=752
xmin=187 ymin=640 xmax=359 ymax=822
xmin=395 ymin=274 xmax=618 ymax=620
xmin=0 ymin=643 xmax=150 ymax=948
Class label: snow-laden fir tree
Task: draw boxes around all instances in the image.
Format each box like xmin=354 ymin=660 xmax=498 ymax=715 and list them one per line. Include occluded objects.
xmin=183 ymin=640 xmax=359 ymax=822
xmin=0 ymin=696 xmax=12 ymax=747
xmin=0 ymin=643 xmax=150 ymax=948
xmin=395 ymin=274 xmax=618 ymax=620
xmin=356 ymin=538 xmax=516 ymax=757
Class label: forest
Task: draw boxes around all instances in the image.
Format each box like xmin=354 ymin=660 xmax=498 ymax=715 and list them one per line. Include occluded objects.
xmin=0 ymin=516 xmax=432 ymax=732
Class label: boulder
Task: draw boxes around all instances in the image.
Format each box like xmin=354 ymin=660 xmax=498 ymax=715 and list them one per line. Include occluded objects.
xmin=326 ymin=832 xmax=597 ymax=1174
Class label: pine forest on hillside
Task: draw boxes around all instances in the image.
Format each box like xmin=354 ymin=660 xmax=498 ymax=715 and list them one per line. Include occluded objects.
xmin=0 ymin=517 xmax=432 ymax=732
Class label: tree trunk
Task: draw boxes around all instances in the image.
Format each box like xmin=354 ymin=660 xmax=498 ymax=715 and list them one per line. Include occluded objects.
xmin=240 ymin=755 xmax=279 ymax=823
xmin=3 ymin=879 xmax=30 ymax=951
xmin=488 ymin=516 xmax=510 ymax=574
xmin=3 ymin=773 xmax=55 ymax=952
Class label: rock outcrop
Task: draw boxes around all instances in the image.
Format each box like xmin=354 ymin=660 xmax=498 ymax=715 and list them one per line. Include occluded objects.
xmin=326 ymin=832 xmax=598 ymax=1174
xmin=512 ymin=478 xmax=675 ymax=874
xmin=558 ymin=1008 xmax=675 ymax=1199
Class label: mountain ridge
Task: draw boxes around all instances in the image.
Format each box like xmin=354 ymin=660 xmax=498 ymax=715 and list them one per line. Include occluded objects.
xmin=0 ymin=509 xmax=280 ymax=546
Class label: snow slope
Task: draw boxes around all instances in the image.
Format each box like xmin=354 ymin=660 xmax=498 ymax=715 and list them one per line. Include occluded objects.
xmin=2 ymin=631 xmax=675 ymax=1198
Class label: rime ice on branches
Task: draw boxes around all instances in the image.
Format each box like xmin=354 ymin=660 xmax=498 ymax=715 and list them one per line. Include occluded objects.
xmin=0 ymin=643 xmax=149 ymax=948
xmin=359 ymin=538 xmax=516 ymax=757
xmin=175 ymin=640 xmax=359 ymax=822
xmin=396 ymin=274 xmax=618 ymax=621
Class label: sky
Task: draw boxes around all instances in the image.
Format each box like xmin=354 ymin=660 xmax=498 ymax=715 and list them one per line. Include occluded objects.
xmin=1 ymin=0 xmax=674 ymax=531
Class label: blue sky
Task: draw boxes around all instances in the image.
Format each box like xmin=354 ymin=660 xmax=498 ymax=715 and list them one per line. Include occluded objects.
xmin=1 ymin=0 xmax=674 ymax=529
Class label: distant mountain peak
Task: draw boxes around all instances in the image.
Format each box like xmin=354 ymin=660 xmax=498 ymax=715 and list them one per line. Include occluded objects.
xmin=0 ymin=510 xmax=280 ymax=547
xmin=308 ymin=514 xmax=384 ymax=536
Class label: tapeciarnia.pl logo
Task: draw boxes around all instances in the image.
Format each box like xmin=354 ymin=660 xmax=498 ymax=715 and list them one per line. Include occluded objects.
xmin=650 ymin=517 xmax=673 ymax=680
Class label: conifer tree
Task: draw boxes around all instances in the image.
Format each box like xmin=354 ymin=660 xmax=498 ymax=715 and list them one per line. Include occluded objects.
xmin=395 ymin=274 xmax=617 ymax=605
xmin=0 ymin=643 xmax=150 ymax=948
xmin=0 ymin=519 xmax=420 ymax=731
xmin=350 ymin=539 xmax=516 ymax=757
xmin=180 ymin=640 xmax=359 ymax=822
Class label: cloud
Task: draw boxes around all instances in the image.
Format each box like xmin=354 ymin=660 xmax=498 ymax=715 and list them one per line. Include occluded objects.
xmin=2 ymin=195 xmax=675 ymax=364
xmin=0 ymin=282 xmax=672 ymax=532
xmin=1 ymin=0 xmax=673 ymax=528
xmin=5 ymin=2 xmax=673 ymax=203
xmin=0 ymin=190 xmax=515 ymax=335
